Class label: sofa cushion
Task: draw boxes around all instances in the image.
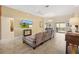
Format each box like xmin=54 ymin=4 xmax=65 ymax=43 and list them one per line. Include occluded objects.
xmin=35 ymin=32 xmax=44 ymax=45
xmin=24 ymin=35 xmax=35 ymax=42
xmin=23 ymin=30 xmax=53 ymax=48
xmin=27 ymin=35 xmax=35 ymax=39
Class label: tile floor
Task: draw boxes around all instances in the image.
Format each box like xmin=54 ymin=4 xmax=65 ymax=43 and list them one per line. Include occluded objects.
xmin=0 ymin=33 xmax=66 ymax=54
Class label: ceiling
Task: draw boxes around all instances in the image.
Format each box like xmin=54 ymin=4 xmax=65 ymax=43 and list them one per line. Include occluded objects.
xmin=5 ymin=5 xmax=79 ymax=17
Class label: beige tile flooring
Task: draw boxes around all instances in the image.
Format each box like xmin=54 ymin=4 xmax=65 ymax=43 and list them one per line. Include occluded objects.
xmin=0 ymin=33 xmax=66 ymax=54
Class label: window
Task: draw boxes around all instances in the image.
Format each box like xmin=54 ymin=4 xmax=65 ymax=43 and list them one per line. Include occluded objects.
xmin=56 ymin=24 xmax=60 ymax=28
xmin=56 ymin=22 xmax=66 ymax=33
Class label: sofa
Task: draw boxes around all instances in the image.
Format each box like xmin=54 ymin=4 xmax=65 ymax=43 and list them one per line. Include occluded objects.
xmin=23 ymin=29 xmax=53 ymax=49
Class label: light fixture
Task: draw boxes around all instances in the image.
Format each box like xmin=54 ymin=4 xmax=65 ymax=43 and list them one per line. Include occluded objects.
xmin=36 ymin=5 xmax=50 ymax=16
xmin=10 ymin=18 xmax=14 ymax=32
xmin=69 ymin=15 xmax=79 ymax=32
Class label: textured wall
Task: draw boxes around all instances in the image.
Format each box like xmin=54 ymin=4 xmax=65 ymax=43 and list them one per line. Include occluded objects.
xmin=1 ymin=6 xmax=44 ymax=37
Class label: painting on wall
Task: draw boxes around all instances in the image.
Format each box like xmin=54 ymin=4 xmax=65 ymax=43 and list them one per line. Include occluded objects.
xmin=20 ymin=20 xmax=32 ymax=28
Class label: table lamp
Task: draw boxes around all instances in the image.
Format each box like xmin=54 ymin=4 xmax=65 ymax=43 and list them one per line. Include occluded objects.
xmin=69 ymin=16 xmax=79 ymax=32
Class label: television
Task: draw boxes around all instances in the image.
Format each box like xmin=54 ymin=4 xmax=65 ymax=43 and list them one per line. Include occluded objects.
xmin=20 ymin=20 xmax=32 ymax=28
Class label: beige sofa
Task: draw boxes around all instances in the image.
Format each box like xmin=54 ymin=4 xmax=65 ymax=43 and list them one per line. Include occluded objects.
xmin=23 ymin=31 xmax=53 ymax=49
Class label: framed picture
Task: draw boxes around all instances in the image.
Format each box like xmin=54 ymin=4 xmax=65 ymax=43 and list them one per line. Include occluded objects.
xmin=20 ymin=20 xmax=32 ymax=28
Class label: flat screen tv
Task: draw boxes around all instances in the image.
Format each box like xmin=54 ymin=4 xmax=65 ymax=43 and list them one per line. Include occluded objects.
xmin=20 ymin=20 xmax=32 ymax=28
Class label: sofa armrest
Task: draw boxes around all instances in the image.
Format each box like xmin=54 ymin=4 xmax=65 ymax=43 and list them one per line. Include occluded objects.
xmin=23 ymin=35 xmax=36 ymax=47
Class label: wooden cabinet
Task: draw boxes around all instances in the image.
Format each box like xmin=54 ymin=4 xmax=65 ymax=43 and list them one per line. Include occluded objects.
xmin=65 ymin=32 xmax=79 ymax=54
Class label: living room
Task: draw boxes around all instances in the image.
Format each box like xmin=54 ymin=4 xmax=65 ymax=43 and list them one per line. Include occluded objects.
xmin=0 ymin=5 xmax=79 ymax=54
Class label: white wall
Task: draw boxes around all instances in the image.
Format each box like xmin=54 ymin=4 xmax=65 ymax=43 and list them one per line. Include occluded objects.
xmin=44 ymin=15 xmax=71 ymax=32
xmin=1 ymin=16 xmax=14 ymax=41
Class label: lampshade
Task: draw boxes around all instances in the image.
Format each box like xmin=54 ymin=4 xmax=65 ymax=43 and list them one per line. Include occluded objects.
xmin=69 ymin=16 xmax=79 ymax=25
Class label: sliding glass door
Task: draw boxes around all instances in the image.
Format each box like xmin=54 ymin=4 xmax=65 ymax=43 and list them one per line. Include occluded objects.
xmin=56 ymin=22 xmax=66 ymax=33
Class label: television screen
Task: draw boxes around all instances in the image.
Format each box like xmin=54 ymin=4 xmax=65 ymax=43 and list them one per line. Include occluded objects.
xmin=20 ymin=20 xmax=32 ymax=28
